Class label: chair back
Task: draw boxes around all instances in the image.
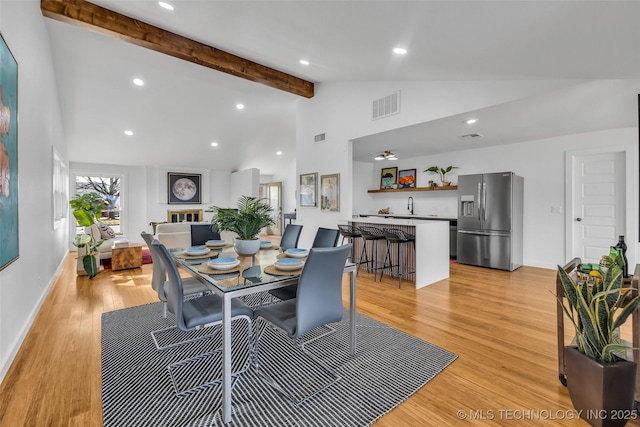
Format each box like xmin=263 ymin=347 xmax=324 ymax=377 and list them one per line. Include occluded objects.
xmin=191 ymin=223 xmax=221 ymax=246
xmin=311 ymin=227 xmax=340 ymax=248
xmin=141 ymin=231 xmax=166 ymax=298
xmin=280 ymin=224 xmax=303 ymax=251
xmin=150 ymin=240 xmax=186 ymax=328
xmin=295 ymin=244 xmax=351 ymax=338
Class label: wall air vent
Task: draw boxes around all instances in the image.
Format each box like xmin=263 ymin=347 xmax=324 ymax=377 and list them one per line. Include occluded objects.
xmin=459 ymin=133 xmax=484 ymax=140
xmin=372 ymin=90 xmax=400 ymax=120
xmin=314 ymin=133 xmax=326 ymax=143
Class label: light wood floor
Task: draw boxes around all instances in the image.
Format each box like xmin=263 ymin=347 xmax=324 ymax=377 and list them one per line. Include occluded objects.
xmin=1 ymin=247 xmax=638 ymax=426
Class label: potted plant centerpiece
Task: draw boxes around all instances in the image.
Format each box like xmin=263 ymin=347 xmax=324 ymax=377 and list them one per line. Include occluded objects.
xmin=557 ymin=255 xmax=640 ymax=427
xmin=211 ymin=195 xmax=274 ymax=256
xmin=424 ymin=165 xmax=457 ymax=186
xmin=69 ymin=192 xmax=105 ymax=278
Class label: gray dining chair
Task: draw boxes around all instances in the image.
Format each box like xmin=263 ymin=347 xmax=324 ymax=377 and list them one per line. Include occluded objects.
xmin=269 ymin=226 xmax=340 ymax=301
xmin=279 ymin=224 xmax=303 ymax=251
xmin=190 ymin=223 xmax=221 ymax=246
xmin=141 ymin=231 xmax=210 ymax=323
xmin=150 ymin=239 xmax=254 ymax=396
xmin=253 ymin=244 xmax=351 ymax=405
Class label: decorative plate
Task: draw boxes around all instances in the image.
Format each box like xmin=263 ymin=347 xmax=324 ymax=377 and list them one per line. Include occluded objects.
xmin=285 ymin=248 xmax=309 ymax=258
xmin=208 ymin=257 xmax=240 ymax=270
xmin=206 ymin=239 xmax=226 ymax=247
xmin=274 ymin=258 xmax=304 ymax=271
xmin=184 ymin=246 xmax=210 ymax=256
xmin=260 ymin=240 xmax=273 ymax=248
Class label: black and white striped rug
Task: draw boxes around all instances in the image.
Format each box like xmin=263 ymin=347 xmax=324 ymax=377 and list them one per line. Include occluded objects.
xmin=102 ymin=298 xmax=457 ymax=426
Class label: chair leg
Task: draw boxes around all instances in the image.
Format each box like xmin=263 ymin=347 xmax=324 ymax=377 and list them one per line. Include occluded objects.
xmin=167 ymin=316 xmax=253 ymax=396
xmin=357 ymin=239 xmax=368 ymax=276
xmin=398 ymin=242 xmax=403 ymax=288
xmin=253 ymin=318 xmax=341 ymax=405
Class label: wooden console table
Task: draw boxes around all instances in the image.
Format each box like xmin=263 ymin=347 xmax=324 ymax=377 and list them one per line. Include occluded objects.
xmin=556 ymin=259 xmax=640 ymax=400
xmin=111 ymin=243 xmax=143 ymax=271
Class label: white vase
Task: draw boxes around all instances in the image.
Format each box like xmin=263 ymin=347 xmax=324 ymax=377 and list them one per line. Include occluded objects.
xmin=233 ymin=239 xmax=261 ymax=256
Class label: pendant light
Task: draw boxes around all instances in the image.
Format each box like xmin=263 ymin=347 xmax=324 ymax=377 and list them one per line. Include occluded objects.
xmin=374 ymin=150 xmax=398 ymax=161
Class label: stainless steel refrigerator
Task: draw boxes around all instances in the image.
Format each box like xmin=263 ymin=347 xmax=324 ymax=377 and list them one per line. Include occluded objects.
xmin=457 ymin=172 xmax=523 ymax=271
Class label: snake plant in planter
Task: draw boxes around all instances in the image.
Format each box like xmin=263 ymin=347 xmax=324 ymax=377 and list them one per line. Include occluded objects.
xmin=557 ymin=257 xmax=640 ymax=426
xmin=69 ymin=193 xmax=105 ymax=278
xmin=211 ymin=196 xmax=274 ymax=256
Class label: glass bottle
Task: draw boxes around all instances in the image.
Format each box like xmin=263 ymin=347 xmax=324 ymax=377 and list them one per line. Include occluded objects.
xmin=614 ymin=235 xmax=629 ymax=278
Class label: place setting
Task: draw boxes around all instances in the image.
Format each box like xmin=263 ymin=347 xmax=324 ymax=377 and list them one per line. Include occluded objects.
xmin=204 ymin=239 xmax=233 ymax=249
xmin=265 ymin=256 xmax=305 ymax=276
xmin=174 ymin=245 xmax=216 ymax=260
xmin=259 ymin=240 xmax=280 ymax=250
xmin=197 ymin=256 xmax=245 ymax=275
xmin=277 ymin=247 xmax=309 ymax=260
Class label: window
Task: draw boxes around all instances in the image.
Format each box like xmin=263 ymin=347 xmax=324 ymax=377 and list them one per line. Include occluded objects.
xmin=52 ymin=148 xmax=68 ymax=229
xmin=74 ymin=175 xmax=122 ymax=234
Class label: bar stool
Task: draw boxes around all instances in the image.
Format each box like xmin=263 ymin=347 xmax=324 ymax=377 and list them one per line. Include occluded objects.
xmin=380 ymin=228 xmax=416 ymax=288
xmin=338 ymin=224 xmax=362 ymax=263
xmin=357 ymin=225 xmax=386 ymax=281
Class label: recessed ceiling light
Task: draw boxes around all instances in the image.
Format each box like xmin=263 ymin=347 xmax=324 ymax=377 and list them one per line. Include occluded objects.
xmin=276 ymin=151 xmax=283 ymax=156
xmin=465 ymin=118 xmax=478 ymax=124
xmin=236 ymin=103 xmax=245 ymax=110
xmin=299 ymin=59 xmax=310 ymax=66
xmin=158 ymin=2 xmax=174 ymax=11
xmin=211 ymin=142 xmax=218 ymax=147
xmin=124 ymin=130 xmax=133 ymax=136
xmin=133 ymin=78 xmax=144 ymax=86
xmin=393 ymin=47 xmax=407 ymax=55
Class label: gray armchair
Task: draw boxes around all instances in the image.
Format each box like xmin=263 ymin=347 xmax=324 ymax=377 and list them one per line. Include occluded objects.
xmin=253 ymin=244 xmax=351 ymax=404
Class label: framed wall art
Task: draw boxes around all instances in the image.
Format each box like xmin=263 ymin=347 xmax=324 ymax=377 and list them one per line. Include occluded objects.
xmin=168 ymin=172 xmax=201 ymax=204
xmin=380 ymin=167 xmax=398 ymax=189
xmin=320 ymin=173 xmax=340 ymax=212
xmin=0 ymin=32 xmax=18 ymax=271
xmin=299 ymin=172 xmax=317 ymax=207
xmin=398 ymin=168 xmax=417 ymax=188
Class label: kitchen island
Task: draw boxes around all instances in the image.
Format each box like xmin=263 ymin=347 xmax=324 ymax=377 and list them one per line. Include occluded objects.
xmin=347 ymin=216 xmax=449 ymax=289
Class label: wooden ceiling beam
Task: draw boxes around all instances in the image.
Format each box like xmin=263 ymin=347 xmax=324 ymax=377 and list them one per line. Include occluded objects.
xmin=41 ymin=0 xmax=314 ymax=98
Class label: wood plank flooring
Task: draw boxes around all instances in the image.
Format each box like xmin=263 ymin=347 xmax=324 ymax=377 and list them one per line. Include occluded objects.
xmin=0 ymin=249 xmax=638 ymax=426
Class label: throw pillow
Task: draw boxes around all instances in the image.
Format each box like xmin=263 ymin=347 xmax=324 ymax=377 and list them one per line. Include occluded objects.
xmin=96 ymin=221 xmax=116 ymax=239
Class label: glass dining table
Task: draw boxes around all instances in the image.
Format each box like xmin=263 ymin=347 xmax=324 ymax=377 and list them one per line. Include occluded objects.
xmin=171 ymin=244 xmax=357 ymax=424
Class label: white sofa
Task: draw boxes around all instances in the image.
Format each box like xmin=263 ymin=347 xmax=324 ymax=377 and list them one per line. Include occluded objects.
xmin=85 ymin=223 xmax=127 ymax=260
xmin=155 ymin=221 xmax=235 ymax=249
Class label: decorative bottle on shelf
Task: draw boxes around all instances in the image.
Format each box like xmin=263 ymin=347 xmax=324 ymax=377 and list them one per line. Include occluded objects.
xmin=614 ymin=235 xmax=629 ymax=278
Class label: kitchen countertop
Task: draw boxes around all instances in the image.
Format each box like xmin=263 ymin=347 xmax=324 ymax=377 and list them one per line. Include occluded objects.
xmin=357 ymin=214 xmax=456 ymax=221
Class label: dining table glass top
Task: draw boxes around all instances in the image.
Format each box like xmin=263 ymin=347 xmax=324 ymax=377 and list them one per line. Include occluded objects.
xmin=171 ymin=245 xmax=354 ymax=294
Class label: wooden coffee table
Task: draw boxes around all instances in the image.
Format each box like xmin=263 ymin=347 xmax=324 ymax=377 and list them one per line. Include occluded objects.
xmin=111 ymin=243 xmax=143 ymax=271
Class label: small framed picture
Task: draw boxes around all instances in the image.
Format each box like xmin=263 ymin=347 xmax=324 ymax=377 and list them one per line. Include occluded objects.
xmin=299 ymin=172 xmax=317 ymax=207
xmin=168 ymin=172 xmax=201 ymax=204
xmin=398 ymin=169 xmax=417 ymax=188
xmin=320 ymin=173 xmax=340 ymax=211
xmin=380 ymin=167 xmax=398 ymax=189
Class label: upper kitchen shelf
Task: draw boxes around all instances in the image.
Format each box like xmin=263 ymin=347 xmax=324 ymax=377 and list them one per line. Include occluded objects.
xmin=367 ymin=185 xmax=458 ymax=193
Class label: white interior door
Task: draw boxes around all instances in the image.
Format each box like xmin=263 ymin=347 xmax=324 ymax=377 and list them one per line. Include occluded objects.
xmin=569 ymin=151 xmax=625 ymax=263
xmin=260 ymin=182 xmax=283 ymax=235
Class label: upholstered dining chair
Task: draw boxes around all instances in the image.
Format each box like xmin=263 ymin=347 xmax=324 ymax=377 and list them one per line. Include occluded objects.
xmin=269 ymin=226 xmax=340 ymax=301
xmin=141 ymin=231 xmax=211 ymax=322
xmin=150 ymin=239 xmax=254 ymax=396
xmin=190 ymin=223 xmax=221 ymax=246
xmin=253 ymin=244 xmax=351 ymax=405
xmin=279 ymin=224 xmax=303 ymax=251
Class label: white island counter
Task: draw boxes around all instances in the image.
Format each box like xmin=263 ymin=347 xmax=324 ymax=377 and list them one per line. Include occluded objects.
xmin=346 ymin=217 xmax=449 ymax=289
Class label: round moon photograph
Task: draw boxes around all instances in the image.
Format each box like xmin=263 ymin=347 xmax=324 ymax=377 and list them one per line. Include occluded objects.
xmin=172 ymin=177 xmax=197 ymax=201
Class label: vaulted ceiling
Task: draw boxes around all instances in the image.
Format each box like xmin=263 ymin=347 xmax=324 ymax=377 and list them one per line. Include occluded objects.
xmin=43 ymin=1 xmax=640 ymax=174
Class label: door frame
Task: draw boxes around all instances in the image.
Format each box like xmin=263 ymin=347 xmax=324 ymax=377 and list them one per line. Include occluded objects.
xmin=565 ymin=145 xmax=636 ymax=265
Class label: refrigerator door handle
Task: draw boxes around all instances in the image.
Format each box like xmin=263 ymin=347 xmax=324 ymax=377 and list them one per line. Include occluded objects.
xmin=458 ymin=229 xmax=511 ymax=237
xmin=477 ymin=182 xmax=482 ymax=221
xmin=482 ymin=181 xmax=487 ymax=222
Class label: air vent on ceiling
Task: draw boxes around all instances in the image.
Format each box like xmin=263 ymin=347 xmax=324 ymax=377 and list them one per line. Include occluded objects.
xmin=459 ymin=133 xmax=484 ymax=140
xmin=372 ymin=90 xmax=400 ymax=120
xmin=314 ymin=133 xmax=326 ymax=143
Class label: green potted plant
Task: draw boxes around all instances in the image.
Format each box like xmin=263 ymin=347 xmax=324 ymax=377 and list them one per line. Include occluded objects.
xmin=211 ymin=195 xmax=274 ymax=256
xmin=424 ymin=165 xmax=457 ymax=186
xmin=557 ymin=256 xmax=640 ymax=426
xmin=69 ymin=192 xmax=105 ymax=278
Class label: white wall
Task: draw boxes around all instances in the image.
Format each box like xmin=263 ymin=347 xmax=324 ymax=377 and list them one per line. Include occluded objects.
xmin=0 ymin=2 xmax=69 ymax=381
xmin=296 ymin=81 xmax=639 ymax=268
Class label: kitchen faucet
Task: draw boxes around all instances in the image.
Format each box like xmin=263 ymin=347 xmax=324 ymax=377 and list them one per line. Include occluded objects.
xmin=407 ymin=196 xmax=414 ymax=215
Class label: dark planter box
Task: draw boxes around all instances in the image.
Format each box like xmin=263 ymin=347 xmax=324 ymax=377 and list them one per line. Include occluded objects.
xmin=564 ymin=346 xmax=637 ymax=427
